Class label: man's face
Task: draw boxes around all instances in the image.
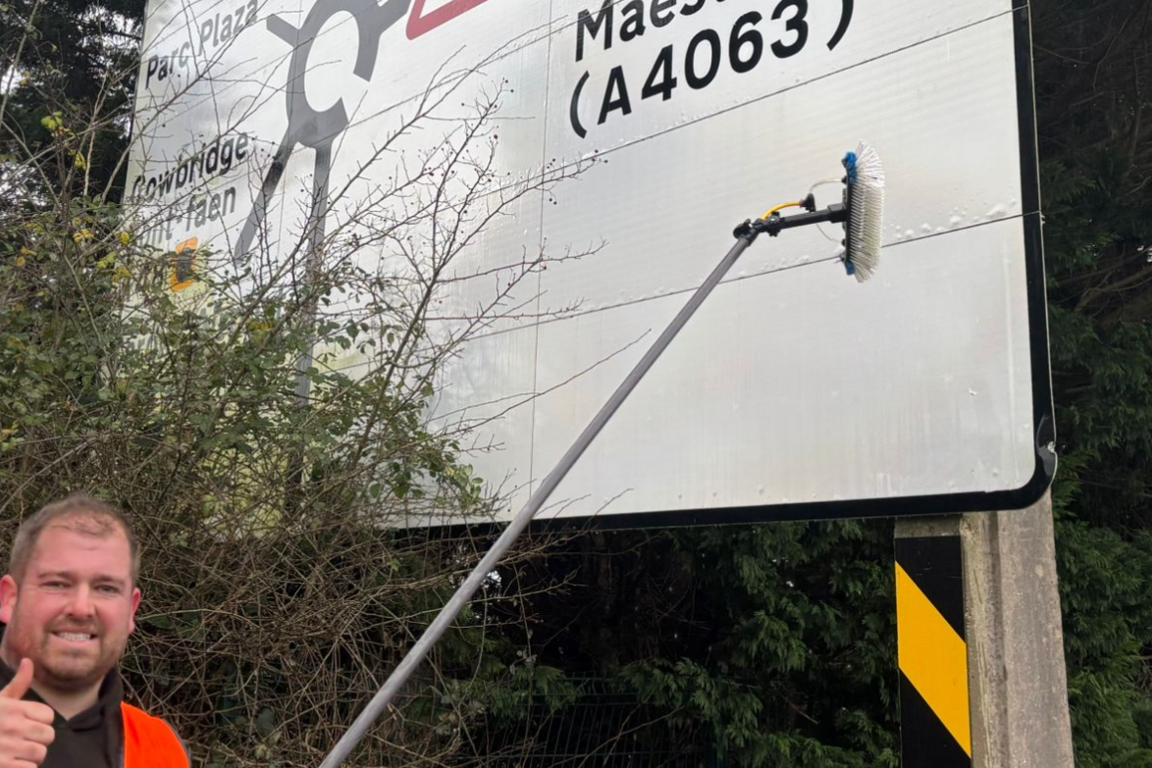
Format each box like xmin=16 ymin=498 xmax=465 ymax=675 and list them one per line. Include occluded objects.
xmin=0 ymin=523 xmax=141 ymax=693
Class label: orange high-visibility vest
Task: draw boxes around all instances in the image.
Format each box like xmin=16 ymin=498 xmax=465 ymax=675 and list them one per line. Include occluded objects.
xmin=121 ymin=702 xmax=189 ymax=768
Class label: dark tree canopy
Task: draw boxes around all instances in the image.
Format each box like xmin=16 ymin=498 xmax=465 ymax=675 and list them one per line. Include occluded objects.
xmin=1 ymin=0 xmax=145 ymax=194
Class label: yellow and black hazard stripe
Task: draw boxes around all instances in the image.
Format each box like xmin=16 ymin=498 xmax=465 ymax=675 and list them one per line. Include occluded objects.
xmin=895 ymin=535 xmax=971 ymax=768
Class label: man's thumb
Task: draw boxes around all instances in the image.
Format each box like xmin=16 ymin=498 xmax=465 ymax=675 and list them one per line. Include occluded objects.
xmin=0 ymin=658 xmax=34 ymax=700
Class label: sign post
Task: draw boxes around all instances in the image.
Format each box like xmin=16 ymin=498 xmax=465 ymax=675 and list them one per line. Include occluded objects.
xmin=895 ymin=494 xmax=1075 ymax=767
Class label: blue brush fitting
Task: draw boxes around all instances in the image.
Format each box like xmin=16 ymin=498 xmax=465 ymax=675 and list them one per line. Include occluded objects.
xmin=843 ymin=151 xmax=858 ymax=185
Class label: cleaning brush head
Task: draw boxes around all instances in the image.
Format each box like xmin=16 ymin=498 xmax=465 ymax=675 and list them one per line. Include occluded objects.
xmin=841 ymin=142 xmax=885 ymax=282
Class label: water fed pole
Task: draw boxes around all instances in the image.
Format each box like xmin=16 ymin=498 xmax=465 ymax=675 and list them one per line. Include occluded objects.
xmin=318 ymin=142 xmax=886 ymax=768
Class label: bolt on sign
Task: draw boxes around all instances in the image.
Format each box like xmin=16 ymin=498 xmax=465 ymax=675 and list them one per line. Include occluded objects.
xmin=127 ymin=0 xmax=1054 ymax=527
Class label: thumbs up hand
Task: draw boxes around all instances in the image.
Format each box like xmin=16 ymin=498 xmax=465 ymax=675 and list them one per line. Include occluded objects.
xmin=0 ymin=659 xmax=55 ymax=767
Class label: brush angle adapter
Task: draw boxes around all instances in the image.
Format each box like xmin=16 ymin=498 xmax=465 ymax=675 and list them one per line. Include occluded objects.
xmin=317 ymin=142 xmax=886 ymax=768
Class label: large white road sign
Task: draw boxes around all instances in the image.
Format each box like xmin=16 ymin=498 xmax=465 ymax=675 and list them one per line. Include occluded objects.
xmin=128 ymin=0 xmax=1054 ymax=526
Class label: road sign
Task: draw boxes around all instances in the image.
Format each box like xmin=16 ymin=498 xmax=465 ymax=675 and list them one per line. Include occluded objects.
xmin=127 ymin=0 xmax=1054 ymax=526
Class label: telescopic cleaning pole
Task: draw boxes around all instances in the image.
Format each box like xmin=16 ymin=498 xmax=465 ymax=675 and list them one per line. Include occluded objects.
xmin=318 ymin=143 xmax=884 ymax=768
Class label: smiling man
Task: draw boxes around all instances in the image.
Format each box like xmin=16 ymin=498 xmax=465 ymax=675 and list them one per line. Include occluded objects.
xmin=0 ymin=495 xmax=189 ymax=767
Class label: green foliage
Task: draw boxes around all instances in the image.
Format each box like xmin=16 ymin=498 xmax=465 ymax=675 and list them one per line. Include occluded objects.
xmin=1032 ymin=0 xmax=1152 ymax=762
xmin=514 ymin=522 xmax=898 ymax=766
xmin=0 ymin=192 xmax=537 ymax=765
xmin=1054 ymin=517 xmax=1152 ymax=767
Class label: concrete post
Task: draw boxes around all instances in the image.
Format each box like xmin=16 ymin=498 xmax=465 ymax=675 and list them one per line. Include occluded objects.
xmin=894 ymin=492 xmax=1075 ymax=767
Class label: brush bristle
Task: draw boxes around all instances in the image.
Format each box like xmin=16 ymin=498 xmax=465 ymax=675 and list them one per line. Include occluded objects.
xmin=842 ymin=142 xmax=885 ymax=282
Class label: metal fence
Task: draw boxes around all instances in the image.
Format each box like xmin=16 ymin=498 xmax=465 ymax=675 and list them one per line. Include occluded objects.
xmin=459 ymin=677 xmax=712 ymax=768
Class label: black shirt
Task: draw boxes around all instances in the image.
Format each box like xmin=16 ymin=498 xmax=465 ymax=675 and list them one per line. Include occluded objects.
xmin=0 ymin=660 xmax=123 ymax=768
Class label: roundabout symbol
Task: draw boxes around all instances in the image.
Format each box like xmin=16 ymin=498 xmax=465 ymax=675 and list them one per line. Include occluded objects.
xmin=233 ymin=0 xmax=412 ymax=263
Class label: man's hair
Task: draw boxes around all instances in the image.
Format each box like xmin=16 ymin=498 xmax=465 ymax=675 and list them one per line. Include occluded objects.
xmin=8 ymin=494 xmax=140 ymax=584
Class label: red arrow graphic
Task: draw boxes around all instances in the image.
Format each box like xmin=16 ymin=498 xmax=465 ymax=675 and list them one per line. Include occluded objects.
xmin=407 ymin=0 xmax=493 ymax=38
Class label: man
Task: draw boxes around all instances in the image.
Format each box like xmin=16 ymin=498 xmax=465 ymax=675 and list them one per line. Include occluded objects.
xmin=0 ymin=494 xmax=189 ymax=767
